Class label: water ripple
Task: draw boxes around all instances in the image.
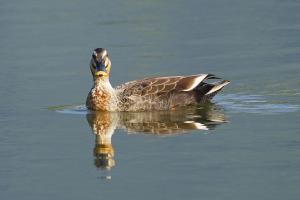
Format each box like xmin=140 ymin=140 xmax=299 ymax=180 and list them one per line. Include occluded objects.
xmin=51 ymin=93 xmax=300 ymax=116
xmin=49 ymin=105 xmax=88 ymax=115
xmin=216 ymin=94 xmax=300 ymax=114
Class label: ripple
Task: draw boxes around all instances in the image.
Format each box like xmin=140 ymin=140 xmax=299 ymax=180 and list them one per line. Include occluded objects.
xmin=50 ymin=93 xmax=300 ymax=116
xmin=49 ymin=105 xmax=88 ymax=115
xmin=216 ymin=94 xmax=300 ymax=114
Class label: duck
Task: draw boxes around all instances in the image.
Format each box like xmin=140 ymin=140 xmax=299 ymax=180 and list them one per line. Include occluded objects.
xmin=86 ymin=48 xmax=230 ymax=111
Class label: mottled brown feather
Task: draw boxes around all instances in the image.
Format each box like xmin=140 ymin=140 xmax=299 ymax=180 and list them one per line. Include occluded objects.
xmin=88 ymin=74 xmax=229 ymax=111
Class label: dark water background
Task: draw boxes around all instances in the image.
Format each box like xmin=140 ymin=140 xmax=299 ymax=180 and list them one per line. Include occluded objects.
xmin=1 ymin=0 xmax=300 ymax=199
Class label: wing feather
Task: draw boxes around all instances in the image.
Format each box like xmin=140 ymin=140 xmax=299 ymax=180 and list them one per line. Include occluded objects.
xmin=118 ymin=74 xmax=217 ymax=97
xmin=116 ymin=74 xmax=227 ymax=110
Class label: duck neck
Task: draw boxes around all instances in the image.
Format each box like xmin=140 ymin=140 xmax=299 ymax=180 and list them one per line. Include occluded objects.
xmin=94 ymin=77 xmax=113 ymax=90
xmin=94 ymin=78 xmax=119 ymax=111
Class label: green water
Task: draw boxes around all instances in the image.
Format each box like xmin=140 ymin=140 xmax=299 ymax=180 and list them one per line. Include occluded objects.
xmin=1 ymin=0 xmax=300 ymax=199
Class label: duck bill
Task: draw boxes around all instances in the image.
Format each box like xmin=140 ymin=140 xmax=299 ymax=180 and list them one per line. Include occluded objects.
xmin=95 ymin=70 xmax=108 ymax=77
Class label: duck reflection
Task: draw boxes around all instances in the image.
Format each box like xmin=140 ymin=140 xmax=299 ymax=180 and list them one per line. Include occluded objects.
xmin=86 ymin=112 xmax=117 ymax=170
xmin=86 ymin=103 xmax=227 ymax=172
xmin=118 ymin=104 xmax=227 ymax=135
xmin=86 ymin=104 xmax=226 ymax=170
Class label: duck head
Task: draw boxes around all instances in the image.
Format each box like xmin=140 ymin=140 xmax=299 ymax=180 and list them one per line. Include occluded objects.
xmin=90 ymin=48 xmax=111 ymax=80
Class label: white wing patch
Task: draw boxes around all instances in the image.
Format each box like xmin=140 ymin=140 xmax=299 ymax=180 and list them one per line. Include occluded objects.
xmin=181 ymin=74 xmax=208 ymax=91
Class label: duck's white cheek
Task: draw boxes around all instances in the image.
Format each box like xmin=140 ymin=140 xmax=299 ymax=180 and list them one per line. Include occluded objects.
xmin=104 ymin=57 xmax=111 ymax=68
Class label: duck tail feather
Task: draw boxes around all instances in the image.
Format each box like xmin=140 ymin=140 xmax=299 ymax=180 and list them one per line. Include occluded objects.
xmin=205 ymin=80 xmax=230 ymax=96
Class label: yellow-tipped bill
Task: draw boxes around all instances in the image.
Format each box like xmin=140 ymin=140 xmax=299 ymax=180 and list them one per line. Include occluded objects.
xmin=95 ymin=71 xmax=109 ymax=77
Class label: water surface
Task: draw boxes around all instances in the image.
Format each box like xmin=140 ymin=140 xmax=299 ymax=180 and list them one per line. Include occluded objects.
xmin=1 ymin=0 xmax=300 ymax=199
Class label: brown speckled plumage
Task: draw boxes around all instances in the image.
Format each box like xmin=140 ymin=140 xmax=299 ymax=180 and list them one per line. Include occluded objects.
xmin=86 ymin=86 xmax=110 ymax=111
xmin=86 ymin=48 xmax=230 ymax=111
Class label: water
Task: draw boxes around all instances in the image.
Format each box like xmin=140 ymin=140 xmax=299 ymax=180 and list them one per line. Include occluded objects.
xmin=1 ymin=0 xmax=300 ymax=199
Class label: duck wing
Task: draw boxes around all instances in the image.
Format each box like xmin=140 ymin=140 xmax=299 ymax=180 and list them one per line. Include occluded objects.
xmin=115 ymin=74 xmax=228 ymax=111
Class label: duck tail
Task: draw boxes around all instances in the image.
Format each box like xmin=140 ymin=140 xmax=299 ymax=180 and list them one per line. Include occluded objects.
xmin=195 ymin=79 xmax=230 ymax=102
xmin=205 ymin=80 xmax=230 ymax=99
